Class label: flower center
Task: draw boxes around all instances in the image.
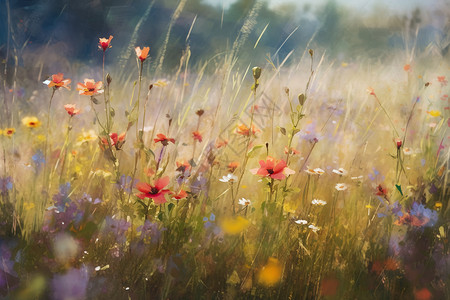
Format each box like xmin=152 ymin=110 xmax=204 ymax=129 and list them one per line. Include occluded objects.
xmin=150 ymin=187 xmax=159 ymax=194
xmin=267 ymin=168 xmax=274 ymax=174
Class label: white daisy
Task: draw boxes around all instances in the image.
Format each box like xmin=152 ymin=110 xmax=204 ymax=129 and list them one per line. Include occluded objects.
xmin=238 ymin=198 xmax=251 ymax=206
xmin=294 ymin=219 xmax=308 ymax=225
xmin=308 ymin=224 xmax=320 ymax=232
xmin=332 ymin=168 xmax=348 ymax=176
xmin=219 ymin=173 xmax=238 ymax=183
xmin=335 ymin=183 xmax=348 ymax=191
xmin=311 ymin=199 xmax=327 ymax=206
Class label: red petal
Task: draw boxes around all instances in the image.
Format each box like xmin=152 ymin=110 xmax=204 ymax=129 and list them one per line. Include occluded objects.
xmin=136 ymin=182 xmax=153 ymax=193
xmin=155 ymin=176 xmax=170 ymax=190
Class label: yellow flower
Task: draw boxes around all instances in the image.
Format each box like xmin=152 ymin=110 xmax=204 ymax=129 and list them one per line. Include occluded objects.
xmin=22 ymin=116 xmax=41 ymax=128
xmin=220 ymin=216 xmax=249 ymax=235
xmin=4 ymin=128 xmax=15 ymax=137
xmin=76 ymin=129 xmax=98 ymax=145
xmin=258 ymin=257 xmax=282 ymax=286
xmin=427 ymin=110 xmax=441 ymax=117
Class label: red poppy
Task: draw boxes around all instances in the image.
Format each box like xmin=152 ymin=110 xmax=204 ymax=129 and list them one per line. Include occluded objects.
xmin=437 ymin=76 xmax=448 ymax=86
xmin=192 ymin=131 xmax=203 ymax=142
xmin=375 ymin=184 xmax=387 ymax=196
xmin=135 ymin=47 xmax=150 ymax=62
xmin=136 ymin=176 xmax=171 ymax=204
xmin=154 ymin=133 xmax=175 ymax=146
xmin=64 ymin=104 xmax=81 ymax=116
xmin=45 ymin=73 xmax=71 ymax=90
xmin=250 ymin=156 xmax=295 ymax=180
xmin=77 ymin=79 xmax=104 ymax=96
xmin=98 ymin=35 xmax=113 ymax=52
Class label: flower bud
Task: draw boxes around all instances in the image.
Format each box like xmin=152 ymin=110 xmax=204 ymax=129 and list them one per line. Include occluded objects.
xmin=252 ymin=67 xmax=262 ymax=80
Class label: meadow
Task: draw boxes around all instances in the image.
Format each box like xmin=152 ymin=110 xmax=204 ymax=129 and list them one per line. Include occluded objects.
xmin=0 ymin=16 xmax=449 ymax=299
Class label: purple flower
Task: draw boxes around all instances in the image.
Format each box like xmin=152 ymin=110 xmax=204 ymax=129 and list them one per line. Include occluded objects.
xmin=137 ymin=220 xmax=161 ymax=244
xmin=191 ymin=174 xmax=208 ymax=196
xmin=0 ymin=177 xmax=13 ymax=195
xmin=410 ymin=202 xmax=438 ymax=227
xmin=116 ymin=175 xmax=137 ymax=194
xmin=32 ymin=150 xmax=45 ymax=172
xmin=104 ymin=217 xmax=130 ymax=243
xmin=51 ymin=266 xmax=89 ymax=300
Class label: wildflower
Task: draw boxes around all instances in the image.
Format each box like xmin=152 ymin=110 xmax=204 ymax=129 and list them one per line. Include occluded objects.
xmin=403 ymin=64 xmax=411 ymax=71
xmin=335 ymin=183 xmax=348 ymax=191
xmin=22 ymin=116 xmax=41 ymax=128
xmin=375 ymin=184 xmax=388 ymax=196
xmin=258 ymin=257 xmax=282 ymax=286
xmin=102 ymin=132 xmax=126 ymax=150
xmin=367 ymin=87 xmax=375 ymax=96
xmin=238 ymin=198 xmax=251 ymax=206
xmin=395 ymin=138 xmax=402 ymax=149
xmin=220 ymin=216 xmax=249 ymax=234
xmin=135 ymin=46 xmax=150 ymax=62
xmin=219 ymin=173 xmax=238 ymax=183
xmin=314 ymin=168 xmax=325 ymax=175
xmin=215 ymin=139 xmax=228 ymax=148
xmin=332 ymin=168 xmax=347 ymax=176
xmin=437 ymin=76 xmax=448 ymax=86
xmin=192 ymin=131 xmax=203 ymax=142
xmin=3 ymin=128 xmax=15 ymax=137
xmin=77 ymin=79 xmax=103 ymax=96
xmin=43 ymin=73 xmax=71 ymax=90
xmin=427 ymin=110 xmax=441 ymax=117
xmin=312 ymin=199 xmax=327 ymax=206
xmin=154 ymin=133 xmax=175 ymax=146
xmin=395 ymin=202 xmax=438 ymax=227
xmin=0 ymin=176 xmax=13 ymax=195
xmin=308 ymin=224 xmax=321 ymax=232
xmin=76 ymin=129 xmax=97 ymax=145
xmin=250 ymin=156 xmax=295 ymax=180
xmin=236 ymin=124 xmax=259 ymax=136
xmin=227 ymin=161 xmax=239 ymax=173
xmin=305 ymin=167 xmax=317 ymax=175
xmin=98 ymin=35 xmax=113 ymax=51
xmin=172 ymin=189 xmax=187 ymax=200
xmin=176 ymin=160 xmax=191 ymax=172
xmin=294 ymin=219 xmax=307 ymax=225
xmin=153 ymin=79 xmax=168 ymax=87
xmin=64 ymin=104 xmax=81 ymax=116
xmin=136 ymin=176 xmax=171 ymax=205
xmin=284 ymin=146 xmax=300 ymax=155
xmin=403 ymin=147 xmax=413 ymax=155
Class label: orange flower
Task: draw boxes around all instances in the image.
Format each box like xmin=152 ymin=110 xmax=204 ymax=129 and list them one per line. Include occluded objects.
xmin=284 ymin=146 xmax=300 ymax=155
xmin=44 ymin=73 xmax=71 ymax=90
xmin=403 ymin=64 xmax=411 ymax=71
xmin=98 ymin=35 xmax=113 ymax=52
xmin=215 ymin=139 xmax=228 ymax=148
xmin=236 ymin=124 xmax=259 ymax=136
xmin=77 ymin=79 xmax=104 ymax=96
xmin=64 ymin=104 xmax=81 ymax=116
xmin=250 ymin=156 xmax=295 ymax=180
xmin=176 ymin=160 xmax=191 ymax=172
xmin=172 ymin=189 xmax=187 ymax=200
xmin=227 ymin=161 xmax=239 ymax=172
xmin=192 ymin=131 xmax=203 ymax=142
xmin=135 ymin=47 xmax=150 ymax=62
xmin=154 ymin=133 xmax=175 ymax=146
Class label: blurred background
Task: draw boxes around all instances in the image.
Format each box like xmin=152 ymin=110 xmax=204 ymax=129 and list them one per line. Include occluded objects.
xmin=1 ymin=0 xmax=449 ymax=81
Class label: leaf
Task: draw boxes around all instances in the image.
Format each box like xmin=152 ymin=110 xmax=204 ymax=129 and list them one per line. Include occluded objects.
xmin=168 ymin=203 xmax=175 ymax=212
xmin=298 ymin=93 xmax=306 ymax=106
xmin=91 ymin=97 xmax=101 ymax=105
xmin=279 ymin=127 xmax=286 ymax=135
xmin=247 ymin=144 xmax=263 ymax=158
xmin=395 ymin=184 xmax=403 ymax=196
xmin=110 ymin=107 xmax=115 ymax=117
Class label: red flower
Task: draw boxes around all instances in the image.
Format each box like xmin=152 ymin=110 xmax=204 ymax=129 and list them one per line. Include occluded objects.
xmin=192 ymin=131 xmax=203 ymax=142
xmin=64 ymin=104 xmax=81 ymax=116
xmin=44 ymin=73 xmax=71 ymax=90
xmin=77 ymin=79 xmax=103 ymax=96
xmin=98 ymin=35 xmax=113 ymax=52
xmin=136 ymin=176 xmax=171 ymax=204
xmin=154 ymin=133 xmax=175 ymax=146
xmin=172 ymin=189 xmax=187 ymax=200
xmin=135 ymin=47 xmax=150 ymax=62
xmin=101 ymin=132 xmax=126 ymax=150
xmin=395 ymin=138 xmax=402 ymax=149
xmin=375 ymin=184 xmax=387 ymax=196
xmin=250 ymin=156 xmax=295 ymax=180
